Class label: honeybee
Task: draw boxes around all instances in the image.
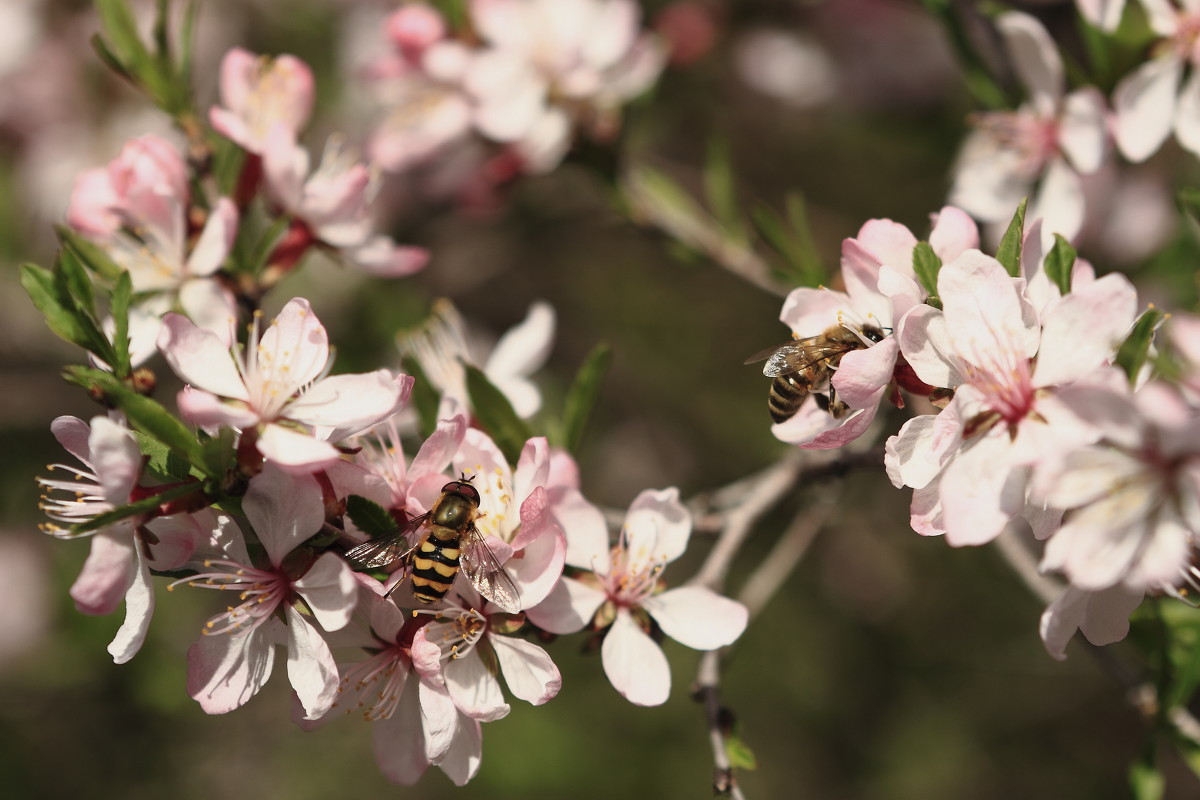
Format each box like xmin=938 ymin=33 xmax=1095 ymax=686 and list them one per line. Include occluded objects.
xmin=746 ymin=323 xmax=885 ymax=423
xmin=344 ymin=477 xmax=521 ymax=614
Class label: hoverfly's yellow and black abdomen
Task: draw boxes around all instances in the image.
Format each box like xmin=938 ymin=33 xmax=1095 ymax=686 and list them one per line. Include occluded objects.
xmin=409 ymin=480 xmax=479 ymax=604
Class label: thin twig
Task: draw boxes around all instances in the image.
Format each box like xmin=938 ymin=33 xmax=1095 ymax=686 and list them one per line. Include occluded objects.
xmin=737 ymin=494 xmax=839 ymax=620
xmin=695 ymin=650 xmax=746 ymax=800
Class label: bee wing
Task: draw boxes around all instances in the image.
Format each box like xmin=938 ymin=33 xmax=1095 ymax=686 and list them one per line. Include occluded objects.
xmin=746 ymin=337 xmax=852 ymax=377
xmin=460 ymin=527 xmax=522 ymax=614
xmin=344 ymin=513 xmax=430 ymax=570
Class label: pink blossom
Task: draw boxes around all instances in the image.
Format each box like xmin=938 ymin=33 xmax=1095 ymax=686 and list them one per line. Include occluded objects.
xmin=1168 ymin=313 xmax=1200 ymax=397
xmin=1039 ymin=584 xmax=1143 ymax=660
xmin=1112 ymin=0 xmax=1200 ymax=161
xmin=1076 ymin=0 xmax=1128 ymax=32
xmin=527 ymin=488 xmax=747 ymax=706
xmin=179 ymin=465 xmax=357 ymax=718
xmin=38 ymin=415 xmax=197 ymax=663
xmin=209 ymin=48 xmax=315 ymax=154
xmin=300 ymin=576 xmax=482 ymax=785
xmin=770 ymin=207 xmax=976 ymax=449
xmin=950 ymin=12 xmax=1107 ymax=243
xmin=157 ymin=298 xmax=408 ymax=473
xmin=262 ymin=125 xmax=429 ymax=277
xmin=887 ymin=250 xmax=1138 ymax=545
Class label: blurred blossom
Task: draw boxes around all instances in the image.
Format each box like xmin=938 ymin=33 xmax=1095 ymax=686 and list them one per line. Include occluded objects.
xmin=0 ymin=0 xmax=42 ymax=80
xmin=0 ymin=535 xmax=51 ymax=671
xmin=1076 ymin=0 xmax=1127 ymax=31
xmin=1078 ymin=165 xmax=1177 ymax=265
xmin=733 ymin=29 xmax=836 ymax=109
xmin=210 ymin=47 xmax=316 ymax=154
xmin=654 ymin=1 xmax=720 ymax=66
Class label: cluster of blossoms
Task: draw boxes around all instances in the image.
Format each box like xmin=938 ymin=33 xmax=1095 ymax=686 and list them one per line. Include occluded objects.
xmin=363 ymin=0 xmax=665 ymax=189
xmin=768 ymin=199 xmax=1200 ymax=660
xmin=38 ymin=294 xmax=747 ymax=784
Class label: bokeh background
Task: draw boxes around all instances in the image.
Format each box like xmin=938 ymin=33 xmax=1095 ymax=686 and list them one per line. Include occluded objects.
xmin=1 ymin=0 xmax=1198 ymax=798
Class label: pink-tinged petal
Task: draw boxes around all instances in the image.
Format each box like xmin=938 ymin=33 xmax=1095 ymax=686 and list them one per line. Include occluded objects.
xmin=285 ymin=606 xmax=341 ymax=720
xmin=526 ymin=576 xmax=605 ymax=634
xmin=928 ymin=206 xmax=979 ymax=262
xmin=435 ymin=713 xmax=483 ymax=787
xmin=895 ymin=304 xmax=959 ymax=389
xmin=411 ymin=628 xmax=448 ymax=682
xmin=643 ymin=586 xmax=747 ymax=650
xmin=1040 ymin=584 xmax=1142 ymax=661
xmin=1075 ymin=0 xmax=1126 ymax=32
xmin=70 ymin=527 xmax=137 ymax=615
xmin=1031 ymin=157 xmax=1084 ymax=245
xmin=186 ymin=198 xmax=238 ymax=277
xmin=493 ymin=634 xmax=561 ymax=705
xmin=1175 ymin=69 xmax=1200 ymax=158
xmin=143 ymin=513 xmax=201 ymax=570
xmin=373 ymin=686 xmax=430 ymax=784
xmin=552 ymin=486 xmax=610 ymax=571
xmin=996 ymin=12 xmax=1063 ymax=116
xmin=1113 ymin=55 xmax=1182 ymax=163
xmin=582 ymin=0 xmax=639 ymax=71
xmin=456 ymin=428 xmax=509 ymax=483
xmin=909 ymin=481 xmax=947 ymax=537
xmin=468 ymin=51 xmax=547 ymax=142
xmin=841 ymin=219 xmax=916 ymax=300
xmin=832 ymin=338 xmax=898 ymax=408
xmin=771 ymin=398 xmax=841 ymax=446
xmin=177 ymin=387 xmax=259 ymax=429
xmin=287 ymin=370 xmax=403 ymax=431
xmin=294 ymin=552 xmax=358 ymax=632
xmin=938 ymin=250 xmax=1039 ymax=361
xmin=445 ymin=650 xmax=510 ymax=722
xmin=158 ymin=313 xmax=249 ymax=400
xmin=601 ymin=608 xmax=671 ymax=706
xmin=420 ymin=678 xmax=460 ymax=759
xmin=66 ymin=168 xmax=120 ymax=238
xmin=179 ymin=278 xmax=237 ymax=348
xmin=216 ymin=48 xmax=258 ymax=119
xmin=796 ymin=397 xmax=882 ymax=450
xmin=1032 ymin=273 xmax=1137 ymax=388
xmin=208 ymin=107 xmax=251 ymax=150
xmin=50 ymin=415 xmax=91 ymax=465
xmin=513 ymin=437 xmax=552 ymax=507
xmin=470 ymin=0 xmax=529 ymax=48
xmin=410 ymin=416 xmax=466 ymax=478
xmin=187 ymin=622 xmax=277 ymax=714
xmin=259 ymin=298 xmax=329 ymax=392
xmin=886 ymin=415 xmax=937 ymax=489
xmin=780 ymin=287 xmax=851 ymax=337
xmin=243 ymin=465 xmax=325 ymax=566
xmin=262 ymin=124 xmax=308 ymax=209
xmin=515 ymin=106 xmax=572 ymax=174
xmin=106 ymin=547 xmax=153 ymax=664
xmin=257 ymin=423 xmax=342 ymax=473
xmin=1058 ymin=88 xmax=1107 ymax=174
xmin=345 ymin=239 xmax=430 ymax=277
xmin=940 ymin=431 xmax=1025 ymax=546
xmin=949 ymin=130 xmax=1031 ymax=223
xmin=506 ymin=517 xmax=566 ymax=608
xmin=486 ymin=302 xmax=555 ymax=389
xmin=89 ymin=416 xmax=140 ymax=503
xmin=623 ymin=487 xmax=691 ymax=567
xmin=1142 ymin=0 xmax=1182 ymax=34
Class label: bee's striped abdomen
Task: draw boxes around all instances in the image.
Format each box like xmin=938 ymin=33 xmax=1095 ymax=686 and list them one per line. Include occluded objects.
xmin=768 ymin=375 xmax=808 ymax=424
xmin=410 ymin=527 xmax=462 ymax=604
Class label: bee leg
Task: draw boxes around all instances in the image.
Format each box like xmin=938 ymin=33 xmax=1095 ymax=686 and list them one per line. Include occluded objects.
xmin=383 ymin=572 xmax=410 ymax=600
xmin=826 ymin=385 xmax=851 ymax=419
xmin=814 ymin=393 xmax=831 ymax=412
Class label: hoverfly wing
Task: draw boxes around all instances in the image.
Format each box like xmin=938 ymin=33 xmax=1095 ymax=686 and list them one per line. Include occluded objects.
xmin=460 ymin=526 xmax=522 ymax=614
xmin=344 ymin=513 xmax=430 ymax=570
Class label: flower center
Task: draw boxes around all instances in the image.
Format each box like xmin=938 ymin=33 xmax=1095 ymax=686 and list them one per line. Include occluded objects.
xmin=971 ymin=110 xmax=1058 ymax=179
xmin=169 ymin=559 xmax=290 ymax=636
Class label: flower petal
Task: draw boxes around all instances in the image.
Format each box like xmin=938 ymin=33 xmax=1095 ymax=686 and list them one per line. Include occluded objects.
xmin=106 ymin=545 xmax=153 ymax=664
xmin=186 ymin=621 xmax=277 ymax=714
xmin=623 ymin=487 xmax=691 ymax=568
xmin=493 ymin=634 xmax=562 ymax=705
xmin=445 ymin=649 xmax=510 ymax=721
xmin=286 ymin=605 xmax=341 ymax=720
xmin=158 ymin=313 xmax=249 ymax=400
xmin=70 ymin=527 xmax=137 ymax=615
xmin=643 ymin=586 xmax=748 ymax=650
xmin=243 ymin=465 xmax=325 ymax=567
xmin=525 ymin=576 xmax=606 ymax=634
xmin=601 ymin=609 xmax=670 ymax=706
xmin=1113 ymin=55 xmax=1182 ymax=163
xmin=294 ymin=552 xmax=358 ymax=632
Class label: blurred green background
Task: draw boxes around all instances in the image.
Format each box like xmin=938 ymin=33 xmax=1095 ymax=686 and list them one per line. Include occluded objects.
xmin=1 ymin=0 xmax=1198 ymax=797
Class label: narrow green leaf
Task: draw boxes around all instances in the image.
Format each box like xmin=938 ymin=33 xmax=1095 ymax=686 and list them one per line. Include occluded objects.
xmin=135 ymin=430 xmax=195 ymax=482
xmin=346 ymin=495 xmax=398 ymax=540
xmin=69 ymin=483 xmax=201 ymax=535
xmin=402 ymin=357 xmax=440 ymax=439
xmin=995 ymin=198 xmax=1028 ymax=278
xmin=178 ymin=0 xmax=200 ymax=87
xmin=725 ymin=736 xmax=758 ymax=771
xmin=110 ymin=271 xmax=133 ymax=378
xmin=1044 ymin=234 xmax=1077 ymax=296
xmin=1115 ymin=308 xmax=1166 ymax=384
xmin=561 ymin=343 xmax=611 ymax=454
xmin=57 ymin=245 xmax=96 ymax=312
xmin=77 ymin=368 xmax=207 ymax=470
xmin=200 ymin=428 xmax=238 ymax=480
xmin=56 ymin=225 xmax=125 ymax=282
xmin=912 ymin=241 xmax=943 ymax=299
xmin=95 ymin=0 xmax=152 ymax=73
xmin=1130 ymin=755 xmax=1165 ymax=800
xmin=20 ymin=264 xmax=90 ymax=350
xmin=463 ymin=362 xmax=533 ymax=465
xmin=704 ymin=139 xmax=743 ymax=239
xmin=90 ymin=33 xmax=134 ymax=81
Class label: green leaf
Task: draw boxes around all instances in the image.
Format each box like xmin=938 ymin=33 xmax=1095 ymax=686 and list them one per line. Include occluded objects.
xmin=56 ymin=225 xmax=125 ymax=282
xmin=68 ymin=482 xmax=201 ymax=536
xmin=1115 ymin=308 xmax=1165 ymax=384
xmin=704 ymin=139 xmax=743 ymax=240
xmin=994 ymin=198 xmax=1028 ymax=278
xmin=1044 ymin=235 xmax=1077 ymax=296
xmin=346 ymin=495 xmax=398 ymax=540
xmin=134 ymin=430 xmax=195 ymax=482
xmin=1130 ymin=754 xmax=1164 ymax=800
xmin=200 ymin=428 xmax=238 ymax=480
xmin=561 ymin=343 xmax=611 ymax=454
xmin=463 ymin=362 xmax=533 ymax=465
xmin=110 ymin=271 xmax=133 ymax=378
xmin=725 ymin=735 xmax=758 ymax=771
xmin=912 ymin=241 xmax=943 ymax=299
xmin=57 ymin=245 xmax=97 ymax=313
xmin=402 ymin=357 xmax=440 ymax=439
xmin=752 ymin=192 xmax=824 ymax=287
xmin=21 ymin=264 xmax=91 ymax=350
xmin=72 ymin=367 xmax=207 ymax=471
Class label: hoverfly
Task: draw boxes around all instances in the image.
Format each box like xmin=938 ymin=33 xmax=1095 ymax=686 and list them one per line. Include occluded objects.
xmin=745 ymin=322 xmax=886 ymax=423
xmin=343 ymin=476 xmax=522 ymax=614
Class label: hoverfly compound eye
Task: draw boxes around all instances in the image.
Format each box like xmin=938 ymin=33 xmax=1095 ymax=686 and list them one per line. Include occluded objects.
xmin=442 ymin=480 xmax=481 ymax=504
